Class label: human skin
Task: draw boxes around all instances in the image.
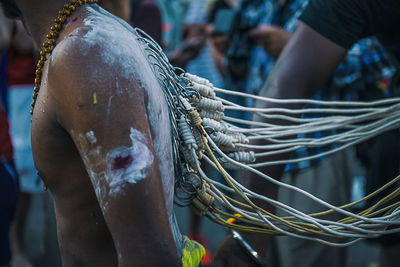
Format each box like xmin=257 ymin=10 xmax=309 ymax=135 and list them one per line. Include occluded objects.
xmin=213 ymin=22 xmax=347 ymax=266
xmin=168 ymin=24 xmax=207 ymax=69
xmin=1 ymin=0 xmax=182 ymax=266
xmin=248 ymin=25 xmax=292 ymax=59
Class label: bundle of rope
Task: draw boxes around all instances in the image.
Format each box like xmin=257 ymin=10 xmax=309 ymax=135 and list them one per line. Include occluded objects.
xmin=135 ymin=28 xmax=400 ymax=246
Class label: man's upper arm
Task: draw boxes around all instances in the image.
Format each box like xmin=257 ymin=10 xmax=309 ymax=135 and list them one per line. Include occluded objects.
xmin=260 ymin=0 xmax=400 ymax=104
xmin=252 ymin=22 xmax=347 ymax=186
xmin=49 ymin=43 xmax=180 ymax=265
xmin=259 ymin=22 xmax=346 ymax=103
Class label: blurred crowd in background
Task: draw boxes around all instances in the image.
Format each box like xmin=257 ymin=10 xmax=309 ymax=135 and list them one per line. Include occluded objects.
xmin=1 ymin=0 xmax=400 ymax=266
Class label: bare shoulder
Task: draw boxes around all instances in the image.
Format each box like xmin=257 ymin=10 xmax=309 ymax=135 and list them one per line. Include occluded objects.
xmin=44 ymin=6 xmax=163 ymax=125
xmin=48 ymin=5 xmax=152 ymax=101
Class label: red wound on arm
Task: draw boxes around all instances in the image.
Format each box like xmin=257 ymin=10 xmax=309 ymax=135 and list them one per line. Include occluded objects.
xmin=111 ymin=155 xmax=134 ymax=171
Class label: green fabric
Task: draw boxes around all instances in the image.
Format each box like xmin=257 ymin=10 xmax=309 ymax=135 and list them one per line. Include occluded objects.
xmin=181 ymin=235 xmax=206 ymax=267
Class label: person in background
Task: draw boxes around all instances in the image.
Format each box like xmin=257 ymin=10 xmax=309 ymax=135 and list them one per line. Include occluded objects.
xmin=184 ymin=0 xmax=224 ymax=89
xmin=156 ymin=0 xmax=208 ymax=69
xmin=177 ymin=0 xmax=226 ymax=265
xmin=1 ymin=9 xmax=38 ymax=267
xmin=0 ymin=17 xmax=18 ymax=266
xmin=212 ymin=0 xmax=400 ymax=266
xmin=156 ymin=0 xmax=191 ymax=54
xmin=0 ymin=7 xmax=10 ymax=108
xmin=0 ymin=103 xmax=18 ymax=267
xmin=250 ymin=1 xmax=399 ymax=267
xmin=207 ymin=0 xmax=274 ymax=124
xmin=167 ymin=23 xmax=207 ymax=69
xmin=212 ymin=0 xmax=399 ymax=267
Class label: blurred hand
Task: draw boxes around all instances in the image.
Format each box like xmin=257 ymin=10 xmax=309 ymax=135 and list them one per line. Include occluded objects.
xmin=184 ymin=24 xmax=208 ymax=58
xmin=211 ymin=235 xmax=265 ymax=267
xmin=168 ymin=24 xmax=207 ymax=68
xmin=210 ymin=35 xmax=230 ymax=55
xmin=183 ymin=24 xmax=206 ymax=40
xmin=207 ymin=24 xmax=230 ymax=55
xmin=249 ymin=26 xmax=291 ymax=59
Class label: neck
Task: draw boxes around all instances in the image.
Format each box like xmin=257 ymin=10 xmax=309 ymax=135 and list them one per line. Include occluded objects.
xmin=15 ymin=0 xmax=70 ymax=49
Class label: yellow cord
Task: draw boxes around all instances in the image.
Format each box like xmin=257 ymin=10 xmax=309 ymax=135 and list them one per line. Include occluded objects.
xmin=196 ymin=131 xmax=400 ymax=238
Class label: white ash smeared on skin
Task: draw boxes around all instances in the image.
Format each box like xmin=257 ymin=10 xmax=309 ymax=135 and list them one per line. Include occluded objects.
xmin=86 ymin=131 xmax=97 ymax=144
xmin=72 ymin=128 xmax=154 ymax=199
xmin=84 ymin=5 xmax=178 ymax=242
xmin=73 ymin=131 xmax=106 ymax=206
xmin=50 ymin=6 xmax=147 ymax=100
xmin=105 ymin=128 xmax=154 ymax=195
xmin=63 ymin=5 xmax=183 ymax=254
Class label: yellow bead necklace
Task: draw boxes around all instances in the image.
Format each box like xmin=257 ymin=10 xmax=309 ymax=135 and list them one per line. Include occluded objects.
xmin=31 ymin=0 xmax=98 ymax=115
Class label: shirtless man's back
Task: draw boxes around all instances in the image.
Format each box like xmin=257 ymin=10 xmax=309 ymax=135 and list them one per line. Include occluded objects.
xmin=1 ymin=0 xmax=183 ymax=266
